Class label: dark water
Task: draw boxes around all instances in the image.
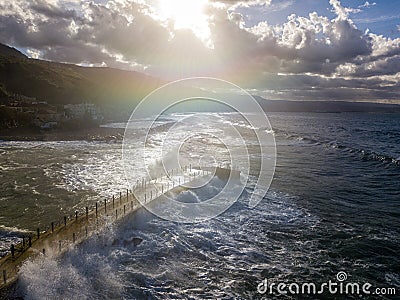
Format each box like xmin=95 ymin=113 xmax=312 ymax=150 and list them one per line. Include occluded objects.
xmin=1 ymin=112 xmax=399 ymax=299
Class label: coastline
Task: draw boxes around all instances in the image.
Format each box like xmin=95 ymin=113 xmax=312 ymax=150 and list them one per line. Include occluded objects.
xmin=0 ymin=281 xmax=19 ymax=300
xmin=0 ymin=127 xmax=124 ymax=142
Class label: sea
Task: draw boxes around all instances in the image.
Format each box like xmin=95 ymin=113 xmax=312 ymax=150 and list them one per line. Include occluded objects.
xmin=0 ymin=112 xmax=399 ymax=299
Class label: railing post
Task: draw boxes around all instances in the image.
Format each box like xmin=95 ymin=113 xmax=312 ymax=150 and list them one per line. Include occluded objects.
xmin=104 ymin=199 xmax=107 ymax=213
xmin=3 ymin=270 xmax=6 ymax=284
xmin=162 ymin=184 xmax=164 ymax=193
xmin=124 ymin=205 xmax=126 ymax=214
xmin=120 ymin=192 xmax=122 ymax=205
xmin=113 ymin=195 xmax=115 ymax=208
xmin=73 ymin=233 xmax=76 ymax=243
xmin=86 ymin=207 xmax=89 ymax=220
xmin=28 ymin=235 xmax=32 ymax=247
xmin=131 ymin=201 xmax=133 ymax=210
xmin=115 ymin=209 xmax=118 ymax=219
xmin=51 ymin=222 xmax=54 ymax=233
xmin=37 ymin=228 xmax=40 ymax=239
xmin=85 ymin=226 xmax=88 ymax=237
xmin=11 ymin=244 xmax=15 ymax=258
xmin=59 ymin=240 xmax=61 ymax=252
xmin=151 ymin=190 xmax=152 ymax=200
xmin=75 ymin=211 xmax=78 ymax=221
xmin=126 ymin=189 xmax=129 ymax=201
xmin=64 ymin=216 xmax=67 ymax=227
xmin=22 ymin=236 xmax=25 ymax=248
xmin=145 ymin=194 xmax=146 ymax=202
xmin=95 ymin=202 xmax=98 ymax=217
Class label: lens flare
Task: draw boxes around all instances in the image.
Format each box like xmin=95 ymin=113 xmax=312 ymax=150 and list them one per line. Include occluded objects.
xmin=157 ymin=0 xmax=211 ymax=44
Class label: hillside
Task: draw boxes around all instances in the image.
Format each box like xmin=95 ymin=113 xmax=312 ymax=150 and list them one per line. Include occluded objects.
xmin=0 ymin=44 xmax=27 ymax=59
xmin=0 ymin=44 xmax=163 ymax=107
xmin=255 ymin=97 xmax=400 ymax=113
xmin=1 ymin=43 xmax=399 ymax=115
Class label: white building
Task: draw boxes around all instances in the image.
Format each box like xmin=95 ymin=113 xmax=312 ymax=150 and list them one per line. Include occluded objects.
xmin=64 ymin=103 xmax=103 ymax=121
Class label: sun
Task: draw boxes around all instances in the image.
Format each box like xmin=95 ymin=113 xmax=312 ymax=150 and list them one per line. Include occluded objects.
xmin=156 ymin=0 xmax=211 ymax=44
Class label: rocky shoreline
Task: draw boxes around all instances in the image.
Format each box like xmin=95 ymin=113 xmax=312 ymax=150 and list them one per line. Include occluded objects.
xmin=0 ymin=126 xmax=125 ymax=142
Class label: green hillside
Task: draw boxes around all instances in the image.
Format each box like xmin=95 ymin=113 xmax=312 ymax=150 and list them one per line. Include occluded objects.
xmin=0 ymin=44 xmax=163 ymax=107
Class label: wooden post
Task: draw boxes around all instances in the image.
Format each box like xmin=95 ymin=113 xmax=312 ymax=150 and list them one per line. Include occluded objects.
xmin=59 ymin=240 xmax=61 ymax=252
xmin=75 ymin=211 xmax=78 ymax=221
xmin=11 ymin=244 xmax=15 ymax=258
xmin=42 ymin=248 xmax=45 ymax=255
xmin=131 ymin=201 xmax=133 ymax=210
xmin=162 ymin=184 xmax=164 ymax=193
xmin=51 ymin=222 xmax=54 ymax=233
xmin=104 ymin=199 xmax=107 ymax=213
xmin=22 ymin=237 xmax=25 ymax=248
xmin=115 ymin=209 xmax=118 ymax=219
xmin=113 ymin=195 xmax=115 ymax=208
xmin=126 ymin=189 xmax=129 ymax=201
xmin=64 ymin=216 xmax=67 ymax=227
xmin=124 ymin=205 xmax=126 ymax=214
xmin=86 ymin=207 xmax=89 ymax=219
xmin=29 ymin=235 xmax=32 ymax=247
xmin=120 ymin=191 xmax=122 ymax=205
xmin=3 ymin=270 xmax=6 ymax=284
xmin=37 ymin=228 xmax=40 ymax=239
xmin=95 ymin=202 xmax=98 ymax=217
xmin=85 ymin=226 xmax=88 ymax=237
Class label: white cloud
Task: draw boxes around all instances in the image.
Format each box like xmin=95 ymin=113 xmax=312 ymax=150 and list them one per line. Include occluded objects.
xmin=0 ymin=0 xmax=398 ymax=102
xmin=358 ymin=1 xmax=376 ymax=9
xmin=329 ymin=0 xmax=361 ymax=20
xmin=211 ymin=0 xmax=272 ymax=8
xmin=26 ymin=48 xmax=41 ymax=59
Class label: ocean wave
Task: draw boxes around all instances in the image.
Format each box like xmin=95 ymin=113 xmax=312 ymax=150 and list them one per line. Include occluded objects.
xmin=0 ymin=225 xmax=31 ymax=257
xmin=276 ymin=130 xmax=400 ymax=167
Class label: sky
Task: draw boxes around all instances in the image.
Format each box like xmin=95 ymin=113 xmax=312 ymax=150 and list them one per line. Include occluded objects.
xmin=0 ymin=0 xmax=399 ymax=102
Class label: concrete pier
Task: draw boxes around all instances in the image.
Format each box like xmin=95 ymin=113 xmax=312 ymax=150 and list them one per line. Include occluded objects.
xmin=0 ymin=166 xmax=239 ymax=290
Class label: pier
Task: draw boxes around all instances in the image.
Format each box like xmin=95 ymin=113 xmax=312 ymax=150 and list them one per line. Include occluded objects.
xmin=0 ymin=165 xmax=240 ymax=290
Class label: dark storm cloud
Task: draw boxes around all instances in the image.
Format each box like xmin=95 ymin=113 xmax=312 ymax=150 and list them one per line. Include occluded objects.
xmin=0 ymin=0 xmax=398 ymax=102
xmin=30 ymin=0 xmax=78 ymax=19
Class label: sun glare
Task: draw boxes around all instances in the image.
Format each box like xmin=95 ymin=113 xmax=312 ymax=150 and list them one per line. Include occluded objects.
xmin=157 ymin=0 xmax=211 ymax=45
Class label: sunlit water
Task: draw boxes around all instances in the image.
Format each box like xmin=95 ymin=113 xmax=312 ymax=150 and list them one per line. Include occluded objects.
xmin=1 ymin=112 xmax=399 ymax=299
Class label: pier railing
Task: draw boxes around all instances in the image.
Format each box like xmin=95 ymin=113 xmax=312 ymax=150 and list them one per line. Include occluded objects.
xmin=0 ymin=164 xmax=239 ymax=289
